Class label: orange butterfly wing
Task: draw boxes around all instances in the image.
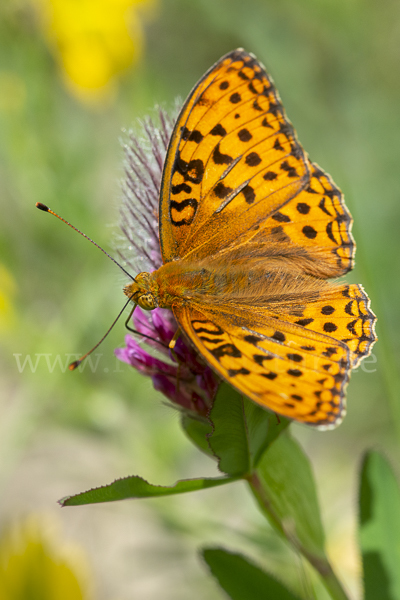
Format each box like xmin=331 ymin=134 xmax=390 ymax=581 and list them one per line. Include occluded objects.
xmin=160 ymin=49 xmax=354 ymax=278
xmin=172 ymin=283 xmax=374 ymax=427
xmin=173 ymin=303 xmax=349 ymax=427
xmin=156 ymin=49 xmax=376 ymax=426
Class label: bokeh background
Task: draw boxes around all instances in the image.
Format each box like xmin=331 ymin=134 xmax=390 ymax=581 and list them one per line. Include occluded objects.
xmin=1 ymin=0 xmax=399 ymax=598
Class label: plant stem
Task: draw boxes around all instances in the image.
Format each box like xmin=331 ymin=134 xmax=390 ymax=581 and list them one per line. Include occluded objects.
xmin=247 ymin=473 xmax=352 ymax=600
xmin=315 ymin=563 xmax=352 ymax=600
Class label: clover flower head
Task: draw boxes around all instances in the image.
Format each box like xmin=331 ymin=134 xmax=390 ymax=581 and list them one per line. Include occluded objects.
xmin=115 ymin=108 xmax=219 ymax=415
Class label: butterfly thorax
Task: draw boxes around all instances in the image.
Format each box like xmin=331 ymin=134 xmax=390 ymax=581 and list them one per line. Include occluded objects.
xmin=123 ymin=263 xmax=214 ymax=310
xmin=124 ymin=257 xmax=332 ymax=314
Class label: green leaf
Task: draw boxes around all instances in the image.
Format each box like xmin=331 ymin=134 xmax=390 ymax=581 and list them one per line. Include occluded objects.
xmin=60 ymin=474 xmax=237 ymax=506
xmin=359 ymin=451 xmax=400 ymax=600
xmin=181 ymin=413 xmax=214 ymax=456
xmin=243 ymin=397 xmax=289 ymax=467
xmin=208 ymin=383 xmax=289 ymax=476
xmin=252 ymin=430 xmax=326 ymax=562
xmin=202 ymin=547 xmax=301 ymax=600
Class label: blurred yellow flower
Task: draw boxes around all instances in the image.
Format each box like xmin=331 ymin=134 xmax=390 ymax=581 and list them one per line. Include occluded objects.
xmin=0 ymin=516 xmax=92 ymax=600
xmin=33 ymin=0 xmax=155 ymax=103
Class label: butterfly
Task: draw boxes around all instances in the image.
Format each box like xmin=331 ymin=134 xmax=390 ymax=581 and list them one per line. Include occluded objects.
xmin=124 ymin=49 xmax=377 ymax=428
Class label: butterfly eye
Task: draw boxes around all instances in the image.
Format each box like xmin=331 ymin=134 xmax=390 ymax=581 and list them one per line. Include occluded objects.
xmin=138 ymin=293 xmax=156 ymax=311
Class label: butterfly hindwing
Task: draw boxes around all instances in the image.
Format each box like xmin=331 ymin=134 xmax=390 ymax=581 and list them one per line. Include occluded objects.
xmin=172 ymin=280 xmax=376 ymax=427
xmin=173 ymin=302 xmax=351 ymax=427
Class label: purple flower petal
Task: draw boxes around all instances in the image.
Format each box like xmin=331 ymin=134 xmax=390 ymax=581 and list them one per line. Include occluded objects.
xmin=152 ymin=308 xmax=176 ymax=344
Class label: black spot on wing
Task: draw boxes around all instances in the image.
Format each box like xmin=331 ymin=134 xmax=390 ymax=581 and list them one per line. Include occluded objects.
xmin=238 ymin=129 xmax=252 ymax=142
xmin=262 ymin=117 xmax=273 ymax=128
xmin=297 ymin=202 xmax=310 ymax=214
xmin=192 ymin=321 xmax=224 ymax=336
xmin=323 ymin=322 xmax=338 ymax=333
xmin=280 ymin=160 xmax=299 ymax=178
xmin=210 ymin=124 xmax=227 ymax=137
xmin=170 ymin=198 xmax=198 ymax=226
xmin=253 ymin=353 xmax=273 ymax=365
xmin=212 ymin=144 xmax=233 ymax=165
xmin=271 ymin=331 xmax=286 ymax=342
xmin=230 ymin=92 xmax=241 ymax=104
xmin=190 ymin=129 xmax=204 ymax=143
xmin=319 ymin=197 xmax=332 ymax=216
xmin=238 ymin=70 xmax=250 ymax=81
xmin=244 ymin=335 xmax=262 ymax=345
xmin=295 ymin=318 xmax=314 ymax=326
xmin=214 ymin=182 xmax=234 ymax=199
xmin=302 ymin=225 xmax=317 ymax=239
xmin=287 ymin=353 xmax=303 ymax=362
xmin=326 ymin=222 xmax=337 ymax=243
xmin=347 ymin=320 xmax=357 ymax=335
xmin=199 ymin=336 xmax=225 ymax=344
xmin=245 ymin=152 xmax=262 ymax=167
xmin=248 ymin=82 xmax=258 ymax=94
xmin=322 ymin=347 xmax=338 ymax=357
xmin=211 ymin=343 xmax=242 ymax=359
xmin=172 ymin=183 xmax=192 ymax=195
xmin=175 ymin=157 xmax=205 ymax=184
xmin=228 ymin=367 xmax=251 ymax=377
xmin=287 ymin=369 xmax=302 ymax=377
xmin=273 ymin=138 xmax=284 ymax=151
xmin=272 ymin=212 xmax=291 ymax=223
xmin=242 ymin=185 xmax=255 ymax=204
xmin=262 ymin=371 xmax=278 ymax=380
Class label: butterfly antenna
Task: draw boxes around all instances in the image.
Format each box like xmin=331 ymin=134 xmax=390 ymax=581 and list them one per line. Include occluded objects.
xmin=69 ymin=296 xmax=135 ymax=370
xmin=36 ymin=202 xmax=134 ymax=281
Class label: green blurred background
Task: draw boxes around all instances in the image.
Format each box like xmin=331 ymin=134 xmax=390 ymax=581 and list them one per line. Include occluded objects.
xmin=0 ymin=0 xmax=399 ymax=597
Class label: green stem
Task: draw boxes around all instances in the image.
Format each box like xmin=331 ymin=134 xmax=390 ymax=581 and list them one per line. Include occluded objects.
xmin=247 ymin=473 xmax=351 ymax=600
xmin=314 ymin=563 xmax=351 ymax=600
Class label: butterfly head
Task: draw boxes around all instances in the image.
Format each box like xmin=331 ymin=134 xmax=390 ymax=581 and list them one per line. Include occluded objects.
xmin=123 ymin=272 xmax=157 ymax=311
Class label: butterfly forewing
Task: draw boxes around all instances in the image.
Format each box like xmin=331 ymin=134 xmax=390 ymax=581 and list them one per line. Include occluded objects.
xmin=160 ymin=49 xmax=354 ymax=278
xmin=160 ymin=49 xmax=309 ymax=262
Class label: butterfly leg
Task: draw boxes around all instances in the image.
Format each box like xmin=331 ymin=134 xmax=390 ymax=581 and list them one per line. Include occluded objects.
xmin=124 ymin=303 xmax=137 ymax=333
xmin=124 ymin=305 xmax=170 ymax=349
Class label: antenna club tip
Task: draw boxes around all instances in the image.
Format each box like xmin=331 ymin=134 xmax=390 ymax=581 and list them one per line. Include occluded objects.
xmin=69 ymin=360 xmax=80 ymax=371
xmin=36 ymin=202 xmax=49 ymax=212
